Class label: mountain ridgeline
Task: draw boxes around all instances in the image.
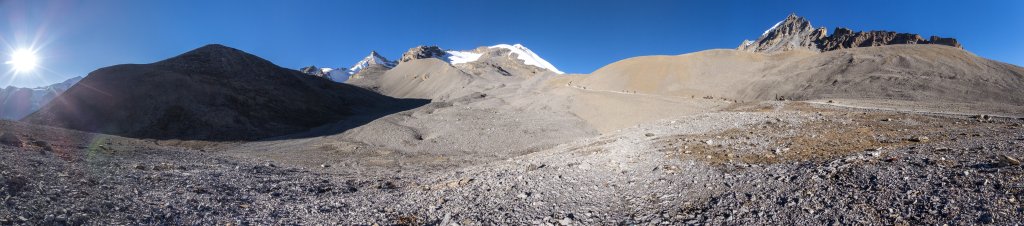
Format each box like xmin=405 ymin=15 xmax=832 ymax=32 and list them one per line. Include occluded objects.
xmin=16 ymin=14 xmax=1024 ymax=142
xmin=574 ymin=14 xmax=1023 ymax=105
xmin=308 ymin=43 xmax=566 ymax=100
xmin=738 ymin=13 xmax=962 ymax=53
xmin=23 ymin=44 xmax=397 ymax=141
xmin=0 ymin=76 xmax=82 ymax=120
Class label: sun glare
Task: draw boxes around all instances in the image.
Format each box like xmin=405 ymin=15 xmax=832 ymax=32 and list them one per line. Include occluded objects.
xmin=6 ymin=49 xmax=39 ymax=73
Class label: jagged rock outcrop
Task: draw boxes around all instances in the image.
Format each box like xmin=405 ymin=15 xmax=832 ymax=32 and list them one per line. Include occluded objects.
xmin=739 ymin=13 xmax=963 ymax=53
xmin=299 ymin=65 xmax=347 ymax=82
xmin=400 ymin=45 xmax=447 ymax=62
xmin=299 ymin=65 xmax=325 ymax=76
xmin=928 ymin=36 xmax=962 ymax=48
xmin=818 ymin=28 xmax=929 ymax=51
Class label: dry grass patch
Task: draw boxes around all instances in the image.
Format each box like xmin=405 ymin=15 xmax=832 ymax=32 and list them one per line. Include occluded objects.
xmin=656 ymin=104 xmax=978 ymax=165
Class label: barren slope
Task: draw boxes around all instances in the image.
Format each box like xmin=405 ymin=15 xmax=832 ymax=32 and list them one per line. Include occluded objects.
xmin=377 ymin=58 xmax=476 ymax=101
xmin=575 ymin=45 xmax=1024 ymax=105
xmin=23 ymin=44 xmax=394 ymax=141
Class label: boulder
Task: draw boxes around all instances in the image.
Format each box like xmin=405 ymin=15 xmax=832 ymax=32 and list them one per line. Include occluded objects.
xmin=0 ymin=132 xmax=23 ymax=147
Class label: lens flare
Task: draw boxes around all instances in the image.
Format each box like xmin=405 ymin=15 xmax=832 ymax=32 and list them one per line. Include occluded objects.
xmin=6 ymin=49 xmax=39 ymax=73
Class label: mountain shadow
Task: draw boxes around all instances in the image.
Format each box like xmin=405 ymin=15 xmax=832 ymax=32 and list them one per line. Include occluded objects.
xmin=22 ymin=44 xmax=427 ymax=141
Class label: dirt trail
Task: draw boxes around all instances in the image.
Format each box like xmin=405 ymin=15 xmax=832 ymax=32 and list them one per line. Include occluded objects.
xmin=806 ymin=99 xmax=1024 ymax=119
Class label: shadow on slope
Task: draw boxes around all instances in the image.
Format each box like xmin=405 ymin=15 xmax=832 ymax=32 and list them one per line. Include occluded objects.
xmin=22 ymin=44 xmax=427 ymax=141
xmin=261 ymin=97 xmax=430 ymax=141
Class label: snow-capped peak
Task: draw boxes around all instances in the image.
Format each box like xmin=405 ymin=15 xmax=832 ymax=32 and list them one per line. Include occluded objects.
xmin=348 ymin=51 xmax=396 ymax=75
xmin=435 ymin=44 xmax=563 ymax=74
xmin=487 ymin=44 xmax=564 ymax=74
xmin=762 ymin=20 xmax=783 ymax=36
xmin=444 ymin=50 xmax=483 ymax=64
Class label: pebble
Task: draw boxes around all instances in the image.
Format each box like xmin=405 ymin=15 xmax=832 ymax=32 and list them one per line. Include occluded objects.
xmin=997 ymin=154 xmax=1020 ymax=166
xmin=4 ymin=103 xmax=1023 ymax=225
xmin=978 ymin=212 xmax=994 ymax=224
xmin=909 ymin=136 xmax=929 ymax=142
xmin=975 ymin=114 xmax=992 ymax=121
xmin=558 ymin=217 xmax=573 ymax=225
xmin=31 ymin=140 xmax=48 ymax=146
xmin=866 ymin=150 xmax=882 ymax=157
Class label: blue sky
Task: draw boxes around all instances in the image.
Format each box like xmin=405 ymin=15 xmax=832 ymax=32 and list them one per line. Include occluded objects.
xmin=1 ymin=0 xmax=1022 ymax=87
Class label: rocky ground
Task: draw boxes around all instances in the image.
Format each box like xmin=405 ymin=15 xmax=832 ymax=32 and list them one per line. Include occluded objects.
xmin=1 ymin=101 xmax=1022 ymax=225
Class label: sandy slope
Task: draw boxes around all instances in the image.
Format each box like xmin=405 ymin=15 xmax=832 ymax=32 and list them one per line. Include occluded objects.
xmin=554 ymin=84 xmax=730 ymax=133
xmin=575 ymin=45 xmax=1024 ymax=105
xmin=377 ymin=58 xmax=476 ymax=101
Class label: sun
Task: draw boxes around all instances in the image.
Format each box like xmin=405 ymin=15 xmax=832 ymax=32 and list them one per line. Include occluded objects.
xmin=5 ymin=49 xmax=39 ymax=73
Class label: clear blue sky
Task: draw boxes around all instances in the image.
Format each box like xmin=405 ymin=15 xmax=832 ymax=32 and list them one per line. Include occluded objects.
xmin=2 ymin=0 xmax=1022 ymax=87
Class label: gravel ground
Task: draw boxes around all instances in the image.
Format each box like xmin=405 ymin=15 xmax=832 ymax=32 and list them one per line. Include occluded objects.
xmin=1 ymin=101 xmax=1022 ymax=225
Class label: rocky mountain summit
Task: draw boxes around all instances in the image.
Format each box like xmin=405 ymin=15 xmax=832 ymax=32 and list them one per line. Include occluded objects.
xmin=399 ymin=45 xmax=448 ymax=63
xmin=349 ymin=51 xmax=396 ymax=74
xmin=739 ymin=13 xmax=962 ymax=53
xmin=300 ymin=51 xmax=398 ymax=83
xmin=447 ymin=44 xmax=565 ymax=76
xmin=335 ymin=43 xmax=569 ymax=101
xmin=298 ymin=65 xmax=336 ymax=78
xmin=396 ymin=44 xmax=564 ymax=74
xmin=304 ymin=44 xmax=564 ymax=88
xmin=737 ymin=14 xmax=827 ymax=53
xmin=347 ymin=51 xmax=397 ymax=80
